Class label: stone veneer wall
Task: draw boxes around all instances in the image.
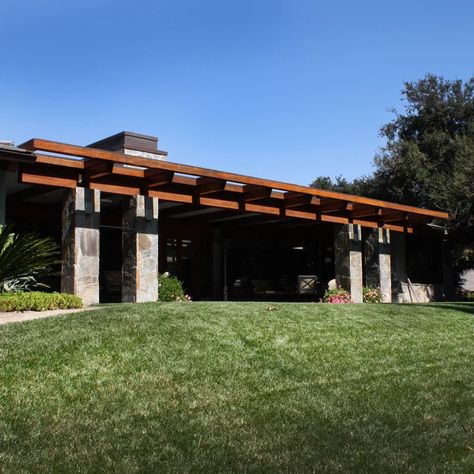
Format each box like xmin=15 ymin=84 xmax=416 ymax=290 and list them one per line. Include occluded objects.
xmin=398 ymin=282 xmax=444 ymax=303
xmin=334 ymin=224 xmax=363 ymax=303
xmin=122 ymin=195 xmax=159 ymax=303
xmin=61 ymin=188 xmax=101 ymax=306
xmin=363 ymin=228 xmax=392 ymax=302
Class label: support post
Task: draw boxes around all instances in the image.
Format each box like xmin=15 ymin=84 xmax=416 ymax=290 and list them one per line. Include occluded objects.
xmin=378 ymin=229 xmax=392 ymax=303
xmin=61 ymin=188 xmax=101 ymax=306
xmin=391 ymin=232 xmax=407 ymax=302
xmin=363 ymin=228 xmax=392 ymax=302
xmin=122 ymin=195 xmax=159 ymax=303
xmin=334 ymin=224 xmax=363 ymax=303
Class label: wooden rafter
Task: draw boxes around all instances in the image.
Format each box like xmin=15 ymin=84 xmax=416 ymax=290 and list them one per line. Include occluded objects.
xmin=320 ymin=200 xmax=354 ymax=213
xmin=2 ymin=137 xmax=450 ymax=234
xmin=352 ymin=206 xmax=382 ymax=218
xmin=146 ymin=170 xmax=174 ymax=188
xmin=242 ymin=185 xmax=272 ymax=202
xmin=19 ymin=138 xmax=448 ymax=218
xmin=196 ymin=177 xmax=226 ymax=196
xmin=283 ymin=193 xmax=321 ymax=208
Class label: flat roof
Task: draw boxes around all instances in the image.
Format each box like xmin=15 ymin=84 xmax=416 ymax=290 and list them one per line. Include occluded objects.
xmin=0 ymin=137 xmax=449 ymax=233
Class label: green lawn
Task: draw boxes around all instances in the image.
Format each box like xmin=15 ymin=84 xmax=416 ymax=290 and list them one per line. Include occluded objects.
xmin=0 ymin=302 xmax=473 ymax=473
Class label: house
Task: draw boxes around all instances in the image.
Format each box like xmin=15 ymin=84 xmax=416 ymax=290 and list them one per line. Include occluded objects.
xmin=0 ymin=131 xmax=450 ymax=305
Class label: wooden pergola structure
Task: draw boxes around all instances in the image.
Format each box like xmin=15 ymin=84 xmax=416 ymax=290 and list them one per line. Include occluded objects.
xmin=3 ymin=138 xmax=448 ymax=233
xmin=0 ymin=134 xmax=450 ymax=305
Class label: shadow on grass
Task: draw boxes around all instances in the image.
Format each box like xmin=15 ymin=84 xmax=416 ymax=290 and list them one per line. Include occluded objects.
xmin=414 ymin=302 xmax=474 ymax=316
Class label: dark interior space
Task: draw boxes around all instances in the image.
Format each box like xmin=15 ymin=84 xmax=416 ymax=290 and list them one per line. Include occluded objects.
xmin=99 ymin=194 xmax=124 ymax=303
xmin=406 ymin=232 xmax=444 ymax=283
xmin=158 ymin=211 xmax=336 ymax=301
xmin=99 ymin=226 xmax=122 ymax=303
xmin=224 ymin=230 xmax=334 ymax=301
xmin=6 ymin=187 xmax=63 ymax=292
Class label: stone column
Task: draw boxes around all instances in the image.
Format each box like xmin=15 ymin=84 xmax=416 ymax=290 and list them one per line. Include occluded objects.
xmin=334 ymin=224 xmax=363 ymax=303
xmin=363 ymin=228 xmax=392 ymax=302
xmin=391 ymin=231 xmax=407 ymax=302
xmin=378 ymin=229 xmax=392 ymax=303
xmin=62 ymin=188 xmax=101 ymax=306
xmin=0 ymin=170 xmax=6 ymax=227
xmin=122 ymin=195 xmax=159 ymax=303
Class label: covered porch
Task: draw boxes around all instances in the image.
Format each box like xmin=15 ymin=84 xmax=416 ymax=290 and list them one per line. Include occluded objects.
xmin=0 ymin=132 xmax=449 ymax=304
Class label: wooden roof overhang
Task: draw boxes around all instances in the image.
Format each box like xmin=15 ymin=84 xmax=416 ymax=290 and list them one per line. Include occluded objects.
xmin=2 ymin=138 xmax=449 ymax=233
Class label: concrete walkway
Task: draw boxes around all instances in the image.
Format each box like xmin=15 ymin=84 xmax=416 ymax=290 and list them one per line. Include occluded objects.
xmin=0 ymin=308 xmax=94 ymax=326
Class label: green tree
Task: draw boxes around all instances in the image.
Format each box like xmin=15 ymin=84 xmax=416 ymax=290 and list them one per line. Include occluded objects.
xmin=311 ymin=74 xmax=474 ymax=270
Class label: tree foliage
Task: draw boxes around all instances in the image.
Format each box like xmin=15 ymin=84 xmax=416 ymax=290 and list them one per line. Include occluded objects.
xmin=0 ymin=225 xmax=59 ymax=292
xmin=311 ymin=74 xmax=474 ymax=270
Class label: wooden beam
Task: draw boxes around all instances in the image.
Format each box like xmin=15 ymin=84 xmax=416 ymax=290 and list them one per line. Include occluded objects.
xmin=16 ymin=166 xmax=416 ymax=233
xmin=196 ymin=177 xmax=226 ymax=196
xmin=245 ymin=202 xmax=280 ymax=215
xmin=146 ymin=170 xmax=174 ymax=188
xmin=320 ymin=200 xmax=354 ymax=213
xmin=83 ymin=162 xmax=113 ymax=180
xmin=286 ymin=209 xmax=318 ymax=220
xmin=242 ymin=185 xmax=272 ymax=202
xmin=148 ymin=190 xmax=193 ymax=204
xmin=88 ymin=182 xmax=140 ymax=196
xmin=113 ymin=164 xmax=145 ymax=178
xmin=19 ymin=172 xmax=77 ymax=189
xmin=21 ymin=138 xmax=448 ymax=219
xmin=352 ymin=206 xmax=382 ymax=218
xmin=35 ymin=153 xmax=85 ymax=169
xmin=199 ymin=196 xmax=240 ymax=211
xmin=283 ymin=192 xmax=321 ymax=208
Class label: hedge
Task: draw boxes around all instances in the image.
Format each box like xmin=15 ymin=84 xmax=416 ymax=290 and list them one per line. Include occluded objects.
xmin=0 ymin=292 xmax=83 ymax=312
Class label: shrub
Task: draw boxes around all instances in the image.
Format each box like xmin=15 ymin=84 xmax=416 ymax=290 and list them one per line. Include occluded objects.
xmin=323 ymin=288 xmax=352 ymax=303
xmin=158 ymin=273 xmax=191 ymax=302
xmin=0 ymin=225 xmax=59 ymax=292
xmin=363 ymin=287 xmax=382 ymax=303
xmin=0 ymin=292 xmax=83 ymax=312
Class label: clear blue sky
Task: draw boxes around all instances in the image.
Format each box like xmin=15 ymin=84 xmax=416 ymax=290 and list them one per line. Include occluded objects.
xmin=1 ymin=0 xmax=473 ymax=185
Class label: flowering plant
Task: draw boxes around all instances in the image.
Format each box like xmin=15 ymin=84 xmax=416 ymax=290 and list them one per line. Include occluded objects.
xmin=363 ymin=287 xmax=382 ymax=303
xmin=158 ymin=273 xmax=192 ymax=302
xmin=323 ymin=288 xmax=352 ymax=303
xmin=175 ymin=294 xmax=192 ymax=302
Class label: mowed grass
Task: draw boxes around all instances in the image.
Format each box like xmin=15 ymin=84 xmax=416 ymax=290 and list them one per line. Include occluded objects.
xmin=0 ymin=302 xmax=473 ymax=473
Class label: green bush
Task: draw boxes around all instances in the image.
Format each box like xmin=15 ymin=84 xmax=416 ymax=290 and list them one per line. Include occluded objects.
xmin=363 ymin=287 xmax=382 ymax=303
xmin=0 ymin=225 xmax=59 ymax=292
xmin=0 ymin=292 xmax=83 ymax=312
xmin=158 ymin=273 xmax=186 ymax=302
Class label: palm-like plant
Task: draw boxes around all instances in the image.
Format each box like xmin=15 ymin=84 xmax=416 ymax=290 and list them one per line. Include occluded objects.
xmin=0 ymin=225 xmax=59 ymax=292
